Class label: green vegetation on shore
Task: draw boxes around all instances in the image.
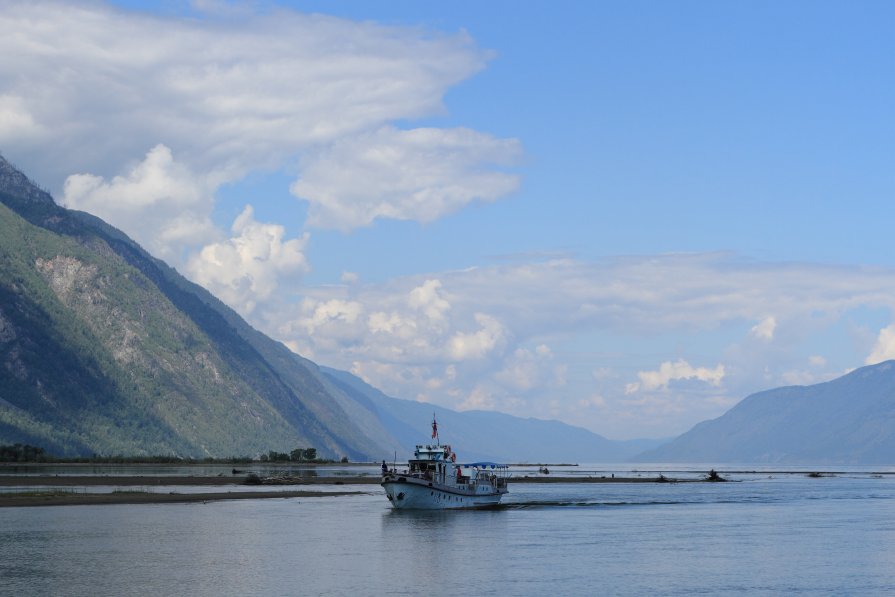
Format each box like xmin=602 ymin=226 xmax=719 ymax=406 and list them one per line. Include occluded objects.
xmin=0 ymin=443 xmax=347 ymax=464
xmin=261 ymin=448 xmax=318 ymax=462
xmin=0 ymin=443 xmax=48 ymax=462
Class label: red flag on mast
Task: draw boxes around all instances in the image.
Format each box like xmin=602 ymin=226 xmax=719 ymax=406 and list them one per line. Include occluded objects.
xmin=431 ymin=415 xmax=438 ymax=440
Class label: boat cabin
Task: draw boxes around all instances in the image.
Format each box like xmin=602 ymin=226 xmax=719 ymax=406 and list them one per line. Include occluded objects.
xmin=400 ymin=444 xmax=508 ymax=489
xmin=413 ymin=443 xmax=454 ymax=461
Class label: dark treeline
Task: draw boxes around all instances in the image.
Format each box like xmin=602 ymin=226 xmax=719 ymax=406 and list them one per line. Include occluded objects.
xmin=0 ymin=443 xmax=48 ymax=462
xmin=261 ymin=448 xmax=318 ymax=462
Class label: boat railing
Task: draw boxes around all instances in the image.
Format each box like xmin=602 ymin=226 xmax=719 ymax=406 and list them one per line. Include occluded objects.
xmin=463 ymin=474 xmax=506 ymax=488
xmin=383 ymin=465 xmax=508 ymax=488
xmin=383 ymin=471 xmax=433 ymax=482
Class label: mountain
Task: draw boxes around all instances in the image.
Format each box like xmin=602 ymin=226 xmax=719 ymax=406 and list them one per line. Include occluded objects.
xmin=0 ymin=153 xmax=391 ymax=459
xmin=322 ymin=367 xmax=664 ymax=462
xmin=0 ymin=152 xmax=659 ymax=462
xmin=635 ymin=361 xmax=895 ymax=465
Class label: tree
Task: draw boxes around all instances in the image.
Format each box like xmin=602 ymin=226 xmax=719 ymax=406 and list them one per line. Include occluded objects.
xmin=302 ymin=448 xmax=317 ymax=461
xmin=290 ymin=448 xmax=304 ymax=462
xmin=0 ymin=444 xmax=47 ymax=462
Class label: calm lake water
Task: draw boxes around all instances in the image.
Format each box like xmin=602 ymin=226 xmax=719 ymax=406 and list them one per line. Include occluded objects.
xmin=3 ymin=466 xmax=895 ymax=596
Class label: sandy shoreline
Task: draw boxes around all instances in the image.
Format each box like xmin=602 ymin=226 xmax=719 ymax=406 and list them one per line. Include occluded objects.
xmin=0 ymin=475 xmax=379 ymax=487
xmin=0 ymin=489 xmax=366 ymax=508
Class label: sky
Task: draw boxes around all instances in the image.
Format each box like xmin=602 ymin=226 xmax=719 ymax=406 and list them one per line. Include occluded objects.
xmin=1 ymin=0 xmax=894 ymax=439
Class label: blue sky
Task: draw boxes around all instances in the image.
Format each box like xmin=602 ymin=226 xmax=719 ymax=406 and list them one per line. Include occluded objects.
xmin=211 ymin=0 xmax=895 ymax=276
xmin=2 ymin=1 xmax=894 ymax=439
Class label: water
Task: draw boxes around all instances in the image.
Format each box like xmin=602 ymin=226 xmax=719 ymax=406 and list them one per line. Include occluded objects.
xmin=2 ymin=468 xmax=895 ymax=596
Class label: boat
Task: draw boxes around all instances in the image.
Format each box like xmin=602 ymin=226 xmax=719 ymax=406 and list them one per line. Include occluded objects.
xmin=381 ymin=417 xmax=509 ymax=509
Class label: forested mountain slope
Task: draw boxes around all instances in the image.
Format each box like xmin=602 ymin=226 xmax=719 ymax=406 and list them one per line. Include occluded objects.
xmin=0 ymin=154 xmax=383 ymax=459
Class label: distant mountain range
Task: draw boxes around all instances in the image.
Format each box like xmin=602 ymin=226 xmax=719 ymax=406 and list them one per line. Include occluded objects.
xmin=635 ymin=361 xmax=895 ymax=465
xmin=0 ymin=152 xmax=656 ymax=462
xmin=322 ymin=367 xmax=665 ymax=462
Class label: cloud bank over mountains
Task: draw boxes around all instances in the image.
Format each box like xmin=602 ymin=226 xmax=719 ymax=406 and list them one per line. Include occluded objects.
xmin=268 ymin=254 xmax=895 ymax=437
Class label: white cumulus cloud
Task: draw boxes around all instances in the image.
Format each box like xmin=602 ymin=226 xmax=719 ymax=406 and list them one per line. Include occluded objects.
xmin=625 ymin=359 xmax=725 ymax=394
xmin=0 ymin=2 xmax=491 ymax=182
xmin=186 ymin=206 xmax=310 ymax=314
xmin=749 ymin=316 xmax=777 ymax=341
xmin=62 ymin=144 xmax=217 ymax=260
xmin=494 ymin=345 xmax=557 ymax=391
xmin=866 ymin=325 xmax=895 ymax=365
xmin=299 ymin=299 xmax=365 ymax=336
xmin=809 ymin=355 xmax=827 ymax=367
xmin=340 ymin=271 xmax=359 ymax=285
xmin=408 ymin=279 xmax=452 ymax=322
xmin=0 ymin=1 xmax=519 ymax=246
xmin=0 ymin=95 xmax=39 ymax=141
xmin=448 ymin=313 xmax=505 ymax=361
xmin=458 ymin=385 xmax=497 ymax=411
xmin=291 ymin=126 xmax=521 ymax=230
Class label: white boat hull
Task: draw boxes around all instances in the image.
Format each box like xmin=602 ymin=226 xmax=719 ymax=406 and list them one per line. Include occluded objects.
xmin=382 ymin=477 xmax=505 ymax=510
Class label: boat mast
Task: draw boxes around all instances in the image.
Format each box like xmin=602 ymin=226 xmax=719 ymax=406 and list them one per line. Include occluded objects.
xmin=432 ymin=413 xmax=439 ymax=446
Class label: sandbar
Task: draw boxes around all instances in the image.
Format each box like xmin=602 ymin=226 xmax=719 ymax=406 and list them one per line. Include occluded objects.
xmin=0 ymin=475 xmax=378 ymax=487
xmin=0 ymin=489 xmax=366 ymax=508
